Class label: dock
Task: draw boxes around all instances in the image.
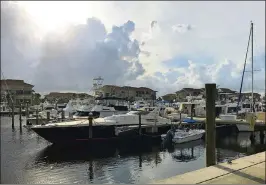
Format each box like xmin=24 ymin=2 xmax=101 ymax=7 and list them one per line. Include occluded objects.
xmin=184 ymin=117 xmax=266 ymax=130
xmin=153 ymin=152 xmax=265 ymax=184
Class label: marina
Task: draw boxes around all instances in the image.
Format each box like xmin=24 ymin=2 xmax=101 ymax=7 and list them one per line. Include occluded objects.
xmin=1 ymin=116 xmax=266 ymax=184
xmin=1 ymin=4 xmax=265 ymax=184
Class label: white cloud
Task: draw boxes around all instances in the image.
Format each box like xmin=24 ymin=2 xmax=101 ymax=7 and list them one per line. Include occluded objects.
xmin=1 ymin=1 xmax=265 ymax=96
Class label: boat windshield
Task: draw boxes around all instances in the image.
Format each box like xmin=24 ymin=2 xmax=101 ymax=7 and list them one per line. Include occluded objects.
xmin=242 ymin=104 xmax=251 ymax=108
xmin=58 ymin=105 xmax=66 ymax=108
xmin=44 ymin=107 xmax=54 ymax=110
xmin=74 ymin=111 xmax=90 ymax=117
xmin=127 ymin=111 xmax=150 ymax=115
xmin=227 ymin=107 xmax=238 ymax=113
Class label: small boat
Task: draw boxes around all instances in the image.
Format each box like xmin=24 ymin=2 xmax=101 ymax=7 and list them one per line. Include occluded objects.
xmin=161 ymin=129 xmax=205 ymax=144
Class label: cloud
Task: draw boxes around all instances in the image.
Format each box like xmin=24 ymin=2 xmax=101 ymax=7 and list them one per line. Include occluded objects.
xmin=172 ymin=24 xmax=193 ymax=33
xmin=32 ymin=19 xmax=145 ymax=92
xmin=1 ymin=1 xmax=265 ymax=96
xmin=1 ymin=2 xmax=41 ymax=82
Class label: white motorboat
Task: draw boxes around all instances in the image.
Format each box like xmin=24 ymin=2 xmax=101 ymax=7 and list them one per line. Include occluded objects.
xmin=73 ymin=103 xmax=129 ymax=119
xmin=93 ymin=106 xmax=171 ymax=126
xmin=30 ymin=106 xmax=172 ymax=145
xmin=161 ymin=129 xmax=205 ymax=144
xmin=132 ymin=100 xmax=150 ymax=110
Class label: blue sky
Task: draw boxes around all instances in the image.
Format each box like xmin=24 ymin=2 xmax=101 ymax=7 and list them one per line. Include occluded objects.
xmin=1 ymin=1 xmax=265 ymax=96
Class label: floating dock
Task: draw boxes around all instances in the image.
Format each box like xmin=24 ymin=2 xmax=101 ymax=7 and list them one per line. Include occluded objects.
xmin=153 ymin=152 xmax=265 ymax=184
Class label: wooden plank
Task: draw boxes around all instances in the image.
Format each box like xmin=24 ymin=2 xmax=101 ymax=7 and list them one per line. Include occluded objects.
xmin=152 ymin=152 xmax=265 ymax=184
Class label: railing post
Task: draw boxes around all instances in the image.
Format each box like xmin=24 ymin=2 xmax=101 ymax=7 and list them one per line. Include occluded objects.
xmin=205 ymin=83 xmax=216 ymax=167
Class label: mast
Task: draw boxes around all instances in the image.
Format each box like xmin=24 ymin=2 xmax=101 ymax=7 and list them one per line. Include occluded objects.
xmin=236 ymin=22 xmax=252 ymax=114
xmin=251 ymin=21 xmax=254 ymax=112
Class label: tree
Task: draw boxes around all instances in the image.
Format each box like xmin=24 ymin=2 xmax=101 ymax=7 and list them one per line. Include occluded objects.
xmin=32 ymin=93 xmax=42 ymax=105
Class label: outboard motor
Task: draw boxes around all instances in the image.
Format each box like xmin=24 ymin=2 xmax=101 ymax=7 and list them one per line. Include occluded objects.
xmin=161 ymin=126 xmax=175 ymax=149
xmin=163 ymin=128 xmax=175 ymax=145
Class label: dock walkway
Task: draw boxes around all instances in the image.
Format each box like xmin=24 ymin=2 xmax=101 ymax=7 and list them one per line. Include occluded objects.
xmin=153 ymin=152 xmax=265 ymax=184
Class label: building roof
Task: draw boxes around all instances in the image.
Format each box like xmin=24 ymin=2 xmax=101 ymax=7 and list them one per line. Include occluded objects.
xmin=0 ymin=79 xmax=34 ymax=88
xmin=176 ymin=88 xmax=204 ymax=94
xmin=102 ymin=85 xmax=156 ymax=92
xmin=218 ymin=88 xmax=237 ymax=93
xmin=45 ymin=92 xmax=92 ymax=97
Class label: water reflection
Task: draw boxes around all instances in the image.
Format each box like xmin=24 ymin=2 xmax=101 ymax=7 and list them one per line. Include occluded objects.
xmin=163 ymin=140 xmax=205 ymax=162
xmin=2 ymin=117 xmax=266 ymax=184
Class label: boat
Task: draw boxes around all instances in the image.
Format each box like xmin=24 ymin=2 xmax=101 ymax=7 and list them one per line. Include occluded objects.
xmin=72 ymin=104 xmax=94 ymax=119
xmin=30 ymin=107 xmax=171 ymax=145
xmin=161 ymin=129 xmax=205 ymax=144
xmin=131 ymin=100 xmax=150 ymax=110
xmin=94 ymin=107 xmax=171 ymax=126
xmin=0 ymin=102 xmax=12 ymax=115
xmin=235 ymin=21 xmax=259 ymax=132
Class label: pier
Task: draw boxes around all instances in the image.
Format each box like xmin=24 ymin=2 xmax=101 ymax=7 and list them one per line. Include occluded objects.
xmin=153 ymin=152 xmax=265 ymax=184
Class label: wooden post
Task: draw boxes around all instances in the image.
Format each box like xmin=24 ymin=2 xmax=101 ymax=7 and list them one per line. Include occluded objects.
xmin=46 ymin=112 xmax=50 ymax=124
xmin=190 ymin=104 xmax=193 ymax=120
xmin=138 ymin=113 xmax=142 ymax=136
xmin=205 ymin=83 xmax=216 ymax=167
xmin=36 ymin=110 xmax=39 ymax=125
xmin=69 ymin=112 xmax=72 ymax=119
xmin=62 ymin=110 xmax=65 ymax=121
xmin=26 ymin=102 xmax=29 ymax=118
xmin=19 ymin=104 xmax=22 ymax=129
xmin=11 ymin=103 xmax=14 ymax=129
xmin=259 ymin=130 xmax=265 ymax=144
xmin=88 ymin=113 xmax=93 ymax=139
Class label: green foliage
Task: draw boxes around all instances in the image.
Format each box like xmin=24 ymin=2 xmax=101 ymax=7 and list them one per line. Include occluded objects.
xmin=32 ymin=93 xmax=42 ymax=105
xmin=162 ymin=94 xmax=177 ymax=102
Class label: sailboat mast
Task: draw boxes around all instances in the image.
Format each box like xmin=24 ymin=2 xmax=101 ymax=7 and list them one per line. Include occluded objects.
xmin=251 ymin=21 xmax=254 ymax=112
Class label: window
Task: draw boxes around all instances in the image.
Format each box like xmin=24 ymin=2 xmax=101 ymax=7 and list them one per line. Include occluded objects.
xmin=16 ymin=90 xmax=23 ymax=95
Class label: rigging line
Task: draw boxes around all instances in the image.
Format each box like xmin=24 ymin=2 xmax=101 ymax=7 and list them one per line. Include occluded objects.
xmin=1 ymin=70 xmax=14 ymax=104
xmin=237 ymin=23 xmax=252 ymax=113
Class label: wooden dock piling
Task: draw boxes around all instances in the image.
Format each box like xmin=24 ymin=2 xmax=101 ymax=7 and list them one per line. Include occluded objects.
xmin=11 ymin=103 xmax=14 ymax=129
xmin=62 ymin=110 xmax=65 ymax=121
xmin=46 ymin=112 xmax=50 ymax=124
xmin=259 ymin=130 xmax=265 ymax=144
xmin=19 ymin=104 xmax=22 ymax=129
xmin=138 ymin=113 xmax=142 ymax=136
xmin=26 ymin=102 xmax=29 ymax=118
xmin=179 ymin=112 xmax=182 ymax=125
xmin=205 ymin=83 xmax=216 ymax=167
xmin=36 ymin=110 xmax=39 ymax=125
xmin=69 ymin=112 xmax=73 ymax=119
xmin=88 ymin=113 xmax=93 ymax=139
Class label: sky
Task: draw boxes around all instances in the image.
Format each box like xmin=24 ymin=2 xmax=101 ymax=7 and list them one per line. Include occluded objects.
xmin=1 ymin=1 xmax=265 ymax=96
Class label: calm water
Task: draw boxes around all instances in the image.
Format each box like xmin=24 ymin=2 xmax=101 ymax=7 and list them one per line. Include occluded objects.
xmin=1 ymin=116 xmax=266 ymax=184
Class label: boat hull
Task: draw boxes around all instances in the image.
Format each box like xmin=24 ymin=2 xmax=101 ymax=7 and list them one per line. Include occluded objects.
xmin=172 ymin=132 xmax=204 ymax=144
xmin=161 ymin=129 xmax=205 ymax=144
xmin=31 ymin=124 xmax=171 ymax=145
xmin=236 ymin=124 xmax=252 ymax=132
xmin=31 ymin=125 xmax=117 ymax=145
